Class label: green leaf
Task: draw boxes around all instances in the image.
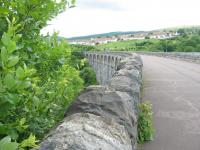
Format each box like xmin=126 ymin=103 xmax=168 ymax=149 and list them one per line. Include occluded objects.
xmin=18 ymin=81 xmax=31 ymax=89
xmin=15 ymin=44 xmax=23 ymax=50
xmin=16 ymin=118 xmax=29 ymax=133
xmin=1 ymin=47 xmax=8 ymax=64
xmin=13 ymin=34 xmax=22 ymax=43
xmin=0 ymin=79 xmax=3 ymax=93
xmin=1 ymin=33 xmax=10 ymax=47
xmin=7 ymin=41 xmax=16 ymax=54
xmin=1 ymin=32 xmax=16 ymax=54
xmin=33 ymin=96 xmax=40 ymax=108
xmin=4 ymin=74 xmax=16 ymax=90
xmin=0 ymin=136 xmax=18 ymax=150
xmin=5 ymin=93 xmax=20 ymax=105
xmin=0 ymin=123 xmax=19 ymax=140
xmin=16 ymin=67 xmax=25 ymax=80
xmin=5 ymin=17 xmax=11 ymax=25
xmin=8 ymin=56 xmax=19 ymax=68
xmin=0 ymin=124 xmax=10 ymax=136
xmin=0 ymin=8 xmax=9 ymax=15
xmin=19 ymin=134 xmax=38 ymax=148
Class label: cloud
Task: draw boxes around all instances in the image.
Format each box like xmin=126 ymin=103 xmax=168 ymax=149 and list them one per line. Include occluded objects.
xmin=77 ymin=0 xmax=126 ymax=11
xmin=41 ymin=0 xmax=200 ymax=37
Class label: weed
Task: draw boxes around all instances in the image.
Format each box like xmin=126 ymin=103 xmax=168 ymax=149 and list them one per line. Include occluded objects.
xmin=137 ymin=101 xmax=155 ymax=144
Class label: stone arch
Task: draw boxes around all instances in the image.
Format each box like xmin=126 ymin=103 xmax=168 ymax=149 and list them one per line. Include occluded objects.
xmin=89 ymin=54 xmax=93 ymax=65
xmin=93 ymin=54 xmax=97 ymax=73
xmin=100 ymin=55 xmax=104 ymax=84
xmin=115 ymin=57 xmax=119 ymax=71
xmin=85 ymin=53 xmax=88 ymax=58
xmin=104 ymin=55 xmax=108 ymax=63
xmin=96 ymin=55 xmax=100 ymax=82
xmin=107 ymin=55 xmax=111 ymax=81
xmin=111 ymin=56 xmax=115 ymax=77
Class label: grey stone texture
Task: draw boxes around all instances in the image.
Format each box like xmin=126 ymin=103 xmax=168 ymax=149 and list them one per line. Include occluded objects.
xmin=39 ymin=113 xmax=132 ymax=150
xmin=136 ymin=52 xmax=200 ymax=64
xmin=38 ymin=52 xmax=143 ymax=150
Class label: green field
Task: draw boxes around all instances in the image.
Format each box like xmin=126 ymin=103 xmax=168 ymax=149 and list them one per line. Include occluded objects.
xmin=96 ymin=34 xmax=200 ymax=52
xmin=96 ymin=39 xmax=161 ymax=51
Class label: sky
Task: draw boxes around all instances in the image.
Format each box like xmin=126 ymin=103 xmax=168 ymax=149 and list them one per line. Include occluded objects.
xmin=41 ymin=0 xmax=200 ymax=38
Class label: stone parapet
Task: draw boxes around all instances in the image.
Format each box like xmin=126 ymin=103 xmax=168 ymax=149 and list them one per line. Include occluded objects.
xmin=38 ymin=52 xmax=143 ymax=150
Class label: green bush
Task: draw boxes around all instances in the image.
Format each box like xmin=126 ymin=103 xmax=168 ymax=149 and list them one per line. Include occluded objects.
xmin=0 ymin=0 xmax=85 ymax=149
xmin=80 ymin=67 xmax=98 ymax=86
xmin=70 ymin=51 xmax=97 ymax=86
xmin=70 ymin=51 xmax=87 ymax=70
xmin=70 ymin=44 xmax=96 ymax=52
xmin=0 ymin=19 xmax=84 ymax=149
xmin=137 ymin=101 xmax=154 ymax=144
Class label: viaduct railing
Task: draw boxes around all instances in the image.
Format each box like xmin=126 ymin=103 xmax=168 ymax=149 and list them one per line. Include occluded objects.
xmin=137 ymin=52 xmax=200 ymax=64
xmin=84 ymin=52 xmax=130 ymax=85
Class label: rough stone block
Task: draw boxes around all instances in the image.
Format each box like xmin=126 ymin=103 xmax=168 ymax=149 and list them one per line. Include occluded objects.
xmin=39 ymin=113 xmax=132 ymax=150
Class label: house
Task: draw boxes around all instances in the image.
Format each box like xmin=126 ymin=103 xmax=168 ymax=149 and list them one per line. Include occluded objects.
xmin=94 ymin=37 xmax=118 ymax=45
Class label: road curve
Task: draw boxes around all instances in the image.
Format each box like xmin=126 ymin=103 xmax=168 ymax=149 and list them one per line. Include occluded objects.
xmin=141 ymin=55 xmax=200 ymax=150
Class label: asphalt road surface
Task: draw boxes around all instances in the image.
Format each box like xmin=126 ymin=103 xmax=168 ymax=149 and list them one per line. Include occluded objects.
xmin=141 ymin=55 xmax=200 ymax=150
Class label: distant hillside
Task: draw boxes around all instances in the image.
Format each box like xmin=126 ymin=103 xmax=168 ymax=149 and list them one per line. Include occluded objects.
xmin=66 ymin=25 xmax=200 ymax=41
xmin=153 ymin=25 xmax=200 ymax=32
xmin=68 ymin=31 xmax=145 ymax=41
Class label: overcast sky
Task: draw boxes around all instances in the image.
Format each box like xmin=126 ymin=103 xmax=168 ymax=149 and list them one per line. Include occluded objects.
xmin=41 ymin=0 xmax=200 ymax=38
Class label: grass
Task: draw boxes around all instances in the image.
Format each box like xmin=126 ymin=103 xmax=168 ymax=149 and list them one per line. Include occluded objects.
xmin=137 ymin=101 xmax=155 ymax=144
xmin=96 ymin=39 xmax=162 ymax=51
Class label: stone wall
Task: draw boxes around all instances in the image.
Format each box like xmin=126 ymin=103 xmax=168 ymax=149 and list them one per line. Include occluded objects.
xmin=38 ymin=52 xmax=143 ymax=150
xmin=137 ymin=52 xmax=200 ymax=64
xmin=84 ymin=52 xmax=131 ymax=85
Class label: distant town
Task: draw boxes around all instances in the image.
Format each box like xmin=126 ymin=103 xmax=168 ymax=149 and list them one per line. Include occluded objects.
xmin=69 ymin=31 xmax=180 ymax=46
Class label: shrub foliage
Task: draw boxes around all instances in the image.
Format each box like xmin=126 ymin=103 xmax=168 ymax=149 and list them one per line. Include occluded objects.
xmin=137 ymin=101 xmax=154 ymax=144
xmin=80 ymin=67 xmax=97 ymax=86
xmin=0 ymin=0 xmax=88 ymax=149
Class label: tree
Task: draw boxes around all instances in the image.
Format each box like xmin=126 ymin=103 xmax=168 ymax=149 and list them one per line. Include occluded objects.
xmin=0 ymin=0 xmax=75 ymax=38
xmin=145 ymin=36 xmax=150 ymax=39
xmin=177 ymin=28 xmax=186 ymax=35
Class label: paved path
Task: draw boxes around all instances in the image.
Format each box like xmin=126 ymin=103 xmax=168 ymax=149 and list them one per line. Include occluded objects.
xmin=141 ymin=55 xmax=200 ymax=150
